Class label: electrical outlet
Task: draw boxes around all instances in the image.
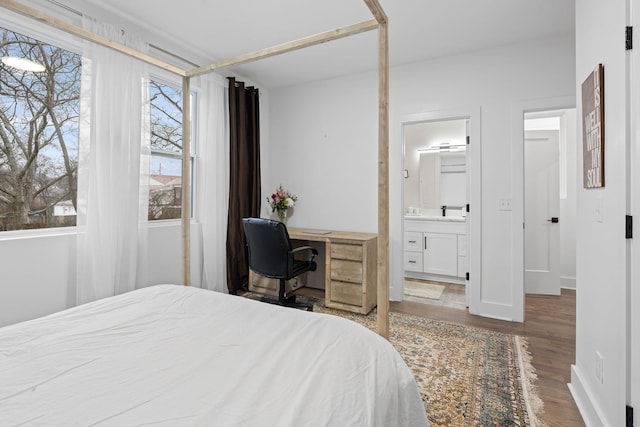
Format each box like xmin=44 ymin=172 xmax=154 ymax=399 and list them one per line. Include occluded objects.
xmin=595 ymin=351 xmax=604 ymax=384
xmin=498 ymin=198 xmax=512 ymax=211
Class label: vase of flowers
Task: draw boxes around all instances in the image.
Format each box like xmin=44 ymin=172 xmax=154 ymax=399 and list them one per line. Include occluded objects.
xmin=268 ymin=185 xmax=297 ymax=224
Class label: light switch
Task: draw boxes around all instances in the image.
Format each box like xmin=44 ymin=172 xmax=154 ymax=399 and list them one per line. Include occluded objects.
xmin=498 ymin=198 xmax=512 ymax=211
xmin=595 ymin=197 xmax=603 ymax=223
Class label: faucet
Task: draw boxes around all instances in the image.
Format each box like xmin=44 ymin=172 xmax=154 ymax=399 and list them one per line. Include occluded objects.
xmin=441 ymin=205 xmax=447 ymax=217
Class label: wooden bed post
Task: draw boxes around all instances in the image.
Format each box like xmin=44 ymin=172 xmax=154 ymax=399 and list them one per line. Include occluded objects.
xmin=181 ymin=75 xmax=191 ymax=285
xmin=363 ymin=0 xmax=389 ymax=338
xmin=376 ymin=21 xmax=390 ymax=338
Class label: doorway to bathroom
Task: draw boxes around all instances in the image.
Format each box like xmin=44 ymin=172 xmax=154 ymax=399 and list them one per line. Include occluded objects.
xmin=402 ymin=118 xmax=469 ymax=310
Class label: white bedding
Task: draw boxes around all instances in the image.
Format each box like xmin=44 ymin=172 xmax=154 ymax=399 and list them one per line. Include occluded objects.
xmin=0 ymin=284 xmax=428 ymax=426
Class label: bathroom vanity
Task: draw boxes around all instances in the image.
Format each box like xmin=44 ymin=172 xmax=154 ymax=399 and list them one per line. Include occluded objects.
xmin=404 ymin=215 xmax=467 ymax=284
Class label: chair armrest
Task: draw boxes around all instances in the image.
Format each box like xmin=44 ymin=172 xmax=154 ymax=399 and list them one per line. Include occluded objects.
xmin=291 ymin=246 xmax=319 ymax=262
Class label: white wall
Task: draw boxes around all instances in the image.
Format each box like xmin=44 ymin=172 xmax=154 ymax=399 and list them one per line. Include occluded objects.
xmin=265 ymin=74 xmax=378 ymax=231
xmin=568 ymin=0 xmax=629 ymax=426
xmin=268 ymin=34 xmax=575 ymax=319
xmin=0 ymin=224 xmax=203 ymax=327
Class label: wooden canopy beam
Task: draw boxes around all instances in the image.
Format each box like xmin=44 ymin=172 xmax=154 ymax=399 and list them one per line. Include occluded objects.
xmin=363 ymin=0 xmax=388 ymax=24
xmin=188 ymin=19 xmax=378 ymax=77
xmin=0 ymin=0 xmax=186 ymax=77
xmin=1 ymin=0 xmax=391 ymax=339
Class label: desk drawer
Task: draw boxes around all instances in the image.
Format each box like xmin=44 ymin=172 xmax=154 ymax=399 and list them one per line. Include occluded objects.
xmin=249 ymin=271 xmax=305 ymax=296
xmin=331 ymin=243 xmax=363 ymax=261
xmin=330 ymin=280 xmax=362 ymax=306
xmin=330 ymin=259 xmax=363 ymax=283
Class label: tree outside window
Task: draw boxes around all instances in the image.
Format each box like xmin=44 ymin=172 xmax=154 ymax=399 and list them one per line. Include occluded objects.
xmin=0 ymin=27 xmax=80 ymax=231
xmin=0 ymin=27 xmax=193 ymax=230
xmin=149 ymin=79 xmax=191 ymax=221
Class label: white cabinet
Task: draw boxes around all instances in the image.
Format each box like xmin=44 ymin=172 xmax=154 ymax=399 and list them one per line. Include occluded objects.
xmin=404 ymin=219 xmax=467 ymax=282
xmin=423 ymin=232 xmax=458 ymax=276
xmin=403 ymin=232 xmax=423 ymax=272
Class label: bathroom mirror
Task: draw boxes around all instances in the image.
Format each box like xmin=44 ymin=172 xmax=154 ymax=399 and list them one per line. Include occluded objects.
xmin=404 ymin=119 xmax=467 ymax=215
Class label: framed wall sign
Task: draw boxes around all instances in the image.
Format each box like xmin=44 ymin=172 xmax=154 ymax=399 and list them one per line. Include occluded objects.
xmin=581 ymin=64 xmax=605 ymax=188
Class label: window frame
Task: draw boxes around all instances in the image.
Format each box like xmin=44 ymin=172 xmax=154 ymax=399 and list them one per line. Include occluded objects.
xmin=0 ymin=13 xmax=200 ymax=236
xmin=147 ymin=71 xmax=198 ymax=224
xmin=0 ymin=16 xmax=84 ymax=235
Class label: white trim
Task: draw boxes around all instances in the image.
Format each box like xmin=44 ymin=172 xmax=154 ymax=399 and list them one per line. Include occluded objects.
xmin=510 ymin=95 xmax=576 ymax=322
xmin=569 ymin=364 xmax=610 ymax=427
xmin=629 ymin=0 xmax=639 ymax=413
xmin=0 ymin=227 xmax=77 ymax=242
xmin=398 ymin=106 xmax=481 ymax=316
xmin=560 ymin=276 xmax=577 ymax=290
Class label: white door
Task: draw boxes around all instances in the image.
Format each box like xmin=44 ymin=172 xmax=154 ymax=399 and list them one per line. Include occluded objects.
xmin=524 ymin=130 xmax=560 ymax=295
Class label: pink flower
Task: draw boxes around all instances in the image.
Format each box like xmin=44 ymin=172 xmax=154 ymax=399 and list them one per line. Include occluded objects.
xmin=266 ymin=185 xmax=298 ymax=213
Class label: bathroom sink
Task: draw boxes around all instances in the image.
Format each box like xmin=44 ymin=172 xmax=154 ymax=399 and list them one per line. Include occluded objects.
xmin=404 ymin=214 xmax=465 ymax=222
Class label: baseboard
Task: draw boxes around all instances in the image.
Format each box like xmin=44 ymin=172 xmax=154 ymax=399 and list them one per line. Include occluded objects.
xmin=568 ymin=364 xmax=608 ymax=427
xmin=560 ymin=276 xmax=576 ymax=290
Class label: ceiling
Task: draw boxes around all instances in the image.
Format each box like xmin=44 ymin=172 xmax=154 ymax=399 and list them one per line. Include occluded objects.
xmin=53 ymin=0 xmax=575 ymax=88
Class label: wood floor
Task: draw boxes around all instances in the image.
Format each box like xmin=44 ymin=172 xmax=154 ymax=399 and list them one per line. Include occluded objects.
xmin=391 ymin=289 xmax=584 ymax=426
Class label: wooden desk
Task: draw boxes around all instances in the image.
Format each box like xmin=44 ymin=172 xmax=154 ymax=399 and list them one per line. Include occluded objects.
xmin=249 ymin=227 xmax=378 ymax=314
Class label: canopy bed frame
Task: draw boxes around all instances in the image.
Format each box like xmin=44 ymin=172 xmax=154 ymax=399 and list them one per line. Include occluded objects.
xmin=0 ymin=0 xmax=391 ymax=338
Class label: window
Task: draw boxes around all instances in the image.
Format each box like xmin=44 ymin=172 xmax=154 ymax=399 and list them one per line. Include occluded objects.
xmin=148 ymin=79 xmax=194 ymax=221
xmin=0 ymin=26 xmax=81 ymax=231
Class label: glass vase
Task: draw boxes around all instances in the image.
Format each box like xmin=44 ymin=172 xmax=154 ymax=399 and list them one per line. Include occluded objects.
xmin=277 ymin=209 xmax=288 ymax=224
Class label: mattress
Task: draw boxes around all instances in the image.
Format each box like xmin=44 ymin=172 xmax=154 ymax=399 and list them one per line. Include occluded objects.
xmin=0 ymin=284 xmax=428 ymax=426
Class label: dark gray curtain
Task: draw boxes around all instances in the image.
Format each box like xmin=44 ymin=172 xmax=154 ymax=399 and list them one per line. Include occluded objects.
xmin=226 ymin=77 xmax=261 ymax=294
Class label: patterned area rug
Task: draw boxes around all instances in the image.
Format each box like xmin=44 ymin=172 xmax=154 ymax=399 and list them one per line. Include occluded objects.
xmin=241 ymin=292 xmax=543 ymax=426
xmin=318 ymin=305 xmax=543 ymax=427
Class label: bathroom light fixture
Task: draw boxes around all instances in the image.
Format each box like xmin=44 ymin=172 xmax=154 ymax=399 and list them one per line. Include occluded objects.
xmin=1 ymin=56 xmax=46 ymax=72
xmin=417 ymin=141 xmax=466 ymax=153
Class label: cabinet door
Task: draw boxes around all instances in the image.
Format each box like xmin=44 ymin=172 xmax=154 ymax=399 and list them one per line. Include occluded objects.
xmin=457 ymin=255 xmax=468 ymax=278
xmin=423 ymin=232 xmax=458 ymax=276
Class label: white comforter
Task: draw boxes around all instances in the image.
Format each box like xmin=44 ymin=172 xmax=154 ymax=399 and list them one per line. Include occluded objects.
xmin=0 ymin=284 xmax=428 ymax=426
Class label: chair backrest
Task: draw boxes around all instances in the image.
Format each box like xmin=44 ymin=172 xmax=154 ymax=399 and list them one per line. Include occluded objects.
xmin=242 ymin=218 xmax=293 ymax=279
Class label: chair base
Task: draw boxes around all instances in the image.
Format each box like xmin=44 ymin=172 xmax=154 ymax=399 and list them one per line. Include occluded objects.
xmin=259 ymin=294 xmax=314 ymax=312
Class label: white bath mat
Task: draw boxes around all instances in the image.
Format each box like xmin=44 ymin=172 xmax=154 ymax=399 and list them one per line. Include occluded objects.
xmin=404 ymin=280 xmax=445 ymax=300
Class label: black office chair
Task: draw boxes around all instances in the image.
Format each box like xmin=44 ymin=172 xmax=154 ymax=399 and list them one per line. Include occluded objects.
xmin=242 ymin=217 xmax=318 ymax=311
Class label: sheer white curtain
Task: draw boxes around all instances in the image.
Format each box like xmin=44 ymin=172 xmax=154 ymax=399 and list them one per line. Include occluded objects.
xmin=76 ymin=18 xmax=150 ymax=304
xmin=197 ymin=74 xmax=229 ymax=292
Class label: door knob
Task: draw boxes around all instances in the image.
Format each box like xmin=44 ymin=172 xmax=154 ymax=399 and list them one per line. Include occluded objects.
xmin=547 ymin=217 xmax=559 ymax=223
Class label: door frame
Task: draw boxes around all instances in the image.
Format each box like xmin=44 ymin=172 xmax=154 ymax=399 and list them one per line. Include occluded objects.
xmin=510 ymin=96 xmax=575 ymax=321
xmin=399 ymin=106 xmax=481 ymax=314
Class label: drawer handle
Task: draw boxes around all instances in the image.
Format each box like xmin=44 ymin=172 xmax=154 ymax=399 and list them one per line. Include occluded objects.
xmin=408 ymin=240 xmax=416 ymax=244
xmin=424 ymin=236 xmax=427 ymax=250
xmin=408 ymin=260 xmax=416 ymax=264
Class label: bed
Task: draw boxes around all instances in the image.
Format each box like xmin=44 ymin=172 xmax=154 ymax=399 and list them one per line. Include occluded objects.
xmin=0 ymin=284 xmax=428 ymax=426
